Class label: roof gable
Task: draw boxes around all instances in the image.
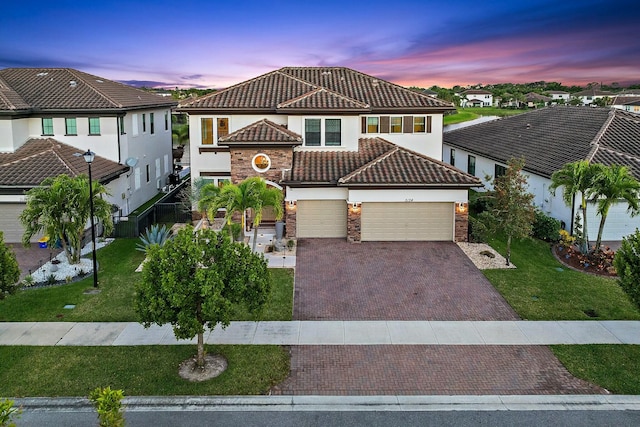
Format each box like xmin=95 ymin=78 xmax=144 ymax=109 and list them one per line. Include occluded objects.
xmin=219 ymin=119 xmax=302 ymax=145
xmin=277 ymin=87 xmax=369 ymax=111
xmin=179 ymin=67 xmax=453 ymax=112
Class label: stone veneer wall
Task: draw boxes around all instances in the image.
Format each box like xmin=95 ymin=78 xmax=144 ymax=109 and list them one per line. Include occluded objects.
xmin=347 ymin=205 xmax=361 ymax=243
xmin=454 ymin=203 xmax=469 ymax=242
xmin=229 ymin=147 xmax=293 ymax=184
xmin=285 ymin=206 xmax=296 ymax=238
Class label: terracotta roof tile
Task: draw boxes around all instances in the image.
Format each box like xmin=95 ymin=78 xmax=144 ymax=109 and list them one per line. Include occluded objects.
xmin=0 ymin=68 xmax=176 ymax=113
xmin=219 ymin=119 xmax=302 ymax=145
xmin=277 ymin=87 xmax=369 ymax=111
xmin=179 ymin=67 xmax=453 ymax=112
xmin=0 ymin=138 xmax=128 ymax=186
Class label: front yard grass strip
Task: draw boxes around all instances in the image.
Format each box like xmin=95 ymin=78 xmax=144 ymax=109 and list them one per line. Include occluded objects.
xmin=483 ymin=237 xmax=640 ymax=320
xmin=0 ymin=239 xmax=294 ymax=322
xmin=0 ymin=345 xmax=289 ymax=397
xmin=551 ymin=345 xmax=640 ymax=395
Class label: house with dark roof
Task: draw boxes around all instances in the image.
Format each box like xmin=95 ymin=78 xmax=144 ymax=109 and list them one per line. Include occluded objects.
xmin=0 ymin=68 xmax=177 ymax=242
xmin=547 ymin=90 xmax=570 ymax=103
xmin=459 ymin=89 xmax=493 ymax=108
xmin=611 ymin=95 xmax=640 ymax=113
xmin=443 ymin=106 xmax=640 ymax=240
xmin=572 ymin=88 xmax=615 ymax=106
xmin=524 ymin=92 xmax=552 ymax=108
xmin=178 ymin=67 xmax=480 ymax=242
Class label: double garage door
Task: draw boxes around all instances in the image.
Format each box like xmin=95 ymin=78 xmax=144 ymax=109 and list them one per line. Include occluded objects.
xmin=296 ymin=200 xmax=454 ymax=241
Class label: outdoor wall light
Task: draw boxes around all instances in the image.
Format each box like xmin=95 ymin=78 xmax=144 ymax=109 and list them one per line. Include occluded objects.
xmin=350 ymin=201 xmax=361 ymax=211
xmin=287 ymin=200 xmax=296 ymax=209
xmin=456 ymin=202 xmax=467 ymax=214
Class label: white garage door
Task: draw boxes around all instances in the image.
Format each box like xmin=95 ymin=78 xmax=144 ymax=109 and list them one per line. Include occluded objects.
xmin=0 ymin=203 xmax=29 ymax=243
xmin=297 ymin=200 xmax=347 ymax=238
xmin=361 ymin=202 xmax=454 ymax=241
xmin=586 ymin=200 xmax=640 ymax=241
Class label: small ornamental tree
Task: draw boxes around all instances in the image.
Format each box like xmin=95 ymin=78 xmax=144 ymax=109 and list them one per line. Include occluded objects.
xmin=20 ymin=174 xmax=113 ymax=264
xmin=135 ymin=226 xmax=270 ymax=369
xmin=479 ymin=157 xmax=536 ymax=265
xmin=613 ymin=229 xmax=640 ymax=309
xmin=0 ymin=232 xmax=20 ymax=299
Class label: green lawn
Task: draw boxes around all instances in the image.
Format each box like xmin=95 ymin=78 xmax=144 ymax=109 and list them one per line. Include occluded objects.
xmin=444 ymin=107 xmax=525 ymax=125
xmin=483 ymin=237 xmax=640 ymax=320
xmin=0 ymin=345 xmax=289 ymax=397
xmin=552 ymin=345 xmax=640 ymax=395
xmin=0 ymin=239 xmax=294 ymax=322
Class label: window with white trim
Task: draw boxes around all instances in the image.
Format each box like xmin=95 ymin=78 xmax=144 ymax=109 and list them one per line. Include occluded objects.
xmin=390 ymin=117 xmax=402 ymax=133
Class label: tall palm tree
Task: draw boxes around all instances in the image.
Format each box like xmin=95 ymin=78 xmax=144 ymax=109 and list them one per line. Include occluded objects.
xmin=591 ymin=164 xmax=640 ymax=251
xmin=217 ymin=177 xmax=262 ymax=239
xmin=248 ymin=179 xmax=283 ymax=252
xmin=549 ymin=160 xmax=599 ymax=253
xmin=197 ymin=181 xmax=222 ymax=224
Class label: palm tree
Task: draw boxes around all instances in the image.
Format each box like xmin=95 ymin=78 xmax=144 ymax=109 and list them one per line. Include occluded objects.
xmin=217 ymin=177 xmax=262 ymax=239
xmin=20 ymin=174 xmax=113 ymax=264
xmin=591 ymin=164 xmax=640 ymax=251
xmin=248 ymin=179 xmax=283 ymax=252
xmin=549 ymin=161 xmax=599 ymax=253
xmin=197 ymin=181 xmax=223 ymax=224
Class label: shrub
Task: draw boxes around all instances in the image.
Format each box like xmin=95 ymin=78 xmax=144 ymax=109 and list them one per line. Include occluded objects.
xmin=559 ymin=229 xmax=575 ymax=248
xmin=0 ymin=231 xmax=20 ymax=300
xmin=89 ymin=386 xmax=125 ymax=427
xmin=468 ymin=191 xmax=490 ymax=216
xmin=223 ymin=222 xmax=243 ymax=241
xmin=136 ymin=224 xmax=173 ymax=253
xmin=614 ymin=229 xmax=640 ymax=309
xmin=469 ymin=215 xmax=489 ymax=243
xmin=0 ymin=398 xmax=21 ymax=427
xmin=532 ymin=210 xmax=561 ymax=242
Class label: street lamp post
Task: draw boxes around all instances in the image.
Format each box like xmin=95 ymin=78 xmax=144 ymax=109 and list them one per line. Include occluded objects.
xmin=83 ymin=149 xmax=98 ymax=289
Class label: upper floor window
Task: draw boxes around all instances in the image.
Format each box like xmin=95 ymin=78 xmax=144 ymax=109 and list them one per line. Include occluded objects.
xmin=390 ymin=117 xmax=402 ymax=133
xmin=132 ymin=114 xmax=139 ymax=136
xmin=414 ymin=116 xmax=426 ymax=133
xmin=164 ymin=111 xmax=169 ymax=131
xmin=119 ymin=117 xmax=125 ymax=135
xmin=450 ymin=148 xmax=456 ymax=166
xmin=201 ymin=118 xmax=213 ymax=145
xmin=495 ymin=164 xmax=507 ymax=178
xmin=217 ymin=118 xmax=229 ymax=138
xmin=367 ymin=117 xmax=379 ymax=133
xmin=88 ymin=118 xmax=100 ymax=135
xmin=142 ymin=114 xmax=147 ymax=133
xmin=65 ymin=118 xmax=77 ymax=135
xmin=42 ymin=118 xmax=53 ymax=135
xmin=150 ymin=113 xmax=155 ymax=134
xmin=468 ymin=155 xmax=476 ymax=176
xmin=325 ymin=119 xmax=341 ymax=146
xmin=305 ymin=118 xmax=321 ymax=146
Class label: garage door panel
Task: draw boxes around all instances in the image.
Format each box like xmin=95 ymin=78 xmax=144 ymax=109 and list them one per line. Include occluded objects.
xmin=586 ymin=200 xmax=640 ymax=241
xmin=297 ymin=200 xmax=347 ymax=238
xmin=0 ymin=203 xmax=29 ymax=243
xmin=362 ymin=202 xmax=453 ymax=241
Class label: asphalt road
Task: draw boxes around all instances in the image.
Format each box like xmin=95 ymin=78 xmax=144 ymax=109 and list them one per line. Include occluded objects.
xmin=17 ymin=409 xmax=640 ymax=426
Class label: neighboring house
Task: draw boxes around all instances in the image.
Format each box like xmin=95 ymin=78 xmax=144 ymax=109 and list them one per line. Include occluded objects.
xmin=610 ymin=95 xmax=640 ymax=113
xmin=524 ymin=92 xmax=551 ymax=108
xmin=443 ymin=106 xmax=640 ymax=241
xmin=547 ymin=90 xmax=570 ymax=103
xmin=460 ymin=89 xmax=493 ymax=107
xmin=421 ymin=88 xmax=438 ymax=98
xmin=572 ymin=88 xmax=614 ymax=105
xmin=178 ymin=67 xmax=481 ymax=243
xmin=0 ymin=68 xmax=177 ymax=242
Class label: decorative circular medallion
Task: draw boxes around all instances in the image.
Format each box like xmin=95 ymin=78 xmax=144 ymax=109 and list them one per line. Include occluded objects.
xmin=252 ymin=153 xmax=271 ymax=173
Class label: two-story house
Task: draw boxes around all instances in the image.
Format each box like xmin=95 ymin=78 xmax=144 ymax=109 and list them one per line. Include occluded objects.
xmin=547 ymin=90 xmax=570 ymax=103
xmin=459 ymin=89 xmax=493 ymax=107
xmin=0 ymin=68 xmax=177 ymax=242
xmin=178 ymin=67 xmax=480 ymax=243
xmin=572 ymin=88 xmax=615 ymax=106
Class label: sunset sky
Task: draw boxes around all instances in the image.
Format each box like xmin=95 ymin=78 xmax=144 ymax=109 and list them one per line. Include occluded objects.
xmin=1 ymin=0 xmax=638 ymax=89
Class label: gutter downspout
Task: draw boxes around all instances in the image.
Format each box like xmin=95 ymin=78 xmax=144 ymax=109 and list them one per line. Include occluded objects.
xmin=570 ymin=192 xmax=576 ymax=235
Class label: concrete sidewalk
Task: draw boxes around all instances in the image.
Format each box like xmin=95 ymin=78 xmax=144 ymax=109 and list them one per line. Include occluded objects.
xmin=1 ymin=320 xmax=639 ymax=346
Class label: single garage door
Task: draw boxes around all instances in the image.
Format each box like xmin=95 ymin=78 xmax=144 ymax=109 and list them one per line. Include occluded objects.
xmin=297 ymin=200 xmax=347 ymax=238
xmin=586 ymin=200 xmax=640 ymax=241
xmin=361 ymin=202 xmax=454 ymax=241
xmin=0 ymin=203 xmax=29 ymax=243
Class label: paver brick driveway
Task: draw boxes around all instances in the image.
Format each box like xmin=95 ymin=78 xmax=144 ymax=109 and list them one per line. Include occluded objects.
xmin=294 ymin=239 xmax=518 ymax=321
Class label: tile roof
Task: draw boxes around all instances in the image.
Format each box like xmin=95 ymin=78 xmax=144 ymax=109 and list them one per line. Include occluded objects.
xmin=178 ymin=67 xmax=453 ymax=112
xmin=219 ymin=119 xmax=302 ymax=145
xmin=0 ymin=68 xmax=176 ymax=113
xmin=611 ymin=95 xmax=640 ymax=106
xmin=0 ymin=138 xmax=128 ymax=187
xmin=444 ymin=106 xmax=640 ymax=180
xmin=525 ymin=92 xmax=551 ymax=102
xmin=287 ymin=138 xmax=480 ymax=188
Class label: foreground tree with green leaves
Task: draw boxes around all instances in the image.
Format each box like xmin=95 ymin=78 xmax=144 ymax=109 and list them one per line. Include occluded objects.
xmin=135 ymin=226 xmax=270 ymax=369
xmin=549 ymin=160 xmax=599 ymax=253
xmin=614 ymin=229 xmax=640 ymax=310
xmin=479 ymin=157 xmax=536 ymax=265
xmin=591 ymin=164 xmax=640 ymax=252
xmin=19 ymin=174 xmax=113 ymax=264
xmin=0 ymin=232 xmax=20 ymax=300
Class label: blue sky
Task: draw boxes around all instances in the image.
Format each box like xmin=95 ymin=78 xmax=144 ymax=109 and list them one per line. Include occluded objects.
xmin=1 ymin=0 xmax=639 ymax=89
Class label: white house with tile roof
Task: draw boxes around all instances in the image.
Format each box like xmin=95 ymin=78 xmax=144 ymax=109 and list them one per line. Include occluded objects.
xmin=443 ymin=106 xmax=640 ymax=241
xmin=178 ymin=67 xmax=481 ymax=243
xmin=459 ymin=89 xmax=493 ymax=108
xmin=0 ymin=68 xmax=177 ymax=242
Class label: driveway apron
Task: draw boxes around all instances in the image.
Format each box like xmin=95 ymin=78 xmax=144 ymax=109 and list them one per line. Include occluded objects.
xmin=280 ymin=239 xmax=604 ymax=396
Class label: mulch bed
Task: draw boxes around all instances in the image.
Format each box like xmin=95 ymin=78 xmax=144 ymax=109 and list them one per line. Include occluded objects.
xmin=553 ymin=244 xmax=617 ymax=278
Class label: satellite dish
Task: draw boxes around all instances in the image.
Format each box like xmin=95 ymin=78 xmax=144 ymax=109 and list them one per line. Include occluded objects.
xmin=125 ymin=157 xmax=138 ymax=167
